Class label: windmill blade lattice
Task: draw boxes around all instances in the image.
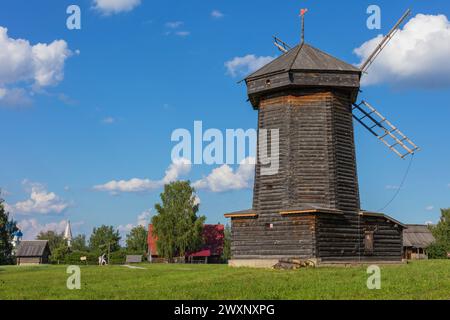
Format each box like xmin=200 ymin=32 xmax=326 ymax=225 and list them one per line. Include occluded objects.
xmin=273 ymin=36 xmax=292 ymax=53
xmin=352 ymin=100 xmax=420 ymax=159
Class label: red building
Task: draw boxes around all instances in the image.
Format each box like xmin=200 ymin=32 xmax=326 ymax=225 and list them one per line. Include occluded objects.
xmin=148 ymin=224 xmax=225 ymax=264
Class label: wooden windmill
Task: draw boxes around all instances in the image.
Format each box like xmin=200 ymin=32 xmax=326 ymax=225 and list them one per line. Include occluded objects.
xmin=225 ymin=9 xmax=414 ymax=267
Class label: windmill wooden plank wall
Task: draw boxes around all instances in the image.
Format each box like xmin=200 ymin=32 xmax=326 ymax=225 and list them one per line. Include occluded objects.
xmin=225 ymin=43 xmax=405 ymax=266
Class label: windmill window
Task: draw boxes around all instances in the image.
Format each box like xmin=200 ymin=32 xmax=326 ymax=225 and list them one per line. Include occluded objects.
xmin=364 ymin=231 xmax=374 ymax=254
xmin=265 ymin=79 xmax=271 ymax=87
xmin=265 ymin=223 xmax=274 ymax=230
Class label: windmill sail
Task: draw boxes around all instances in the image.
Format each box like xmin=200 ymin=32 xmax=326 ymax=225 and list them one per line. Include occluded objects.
xmin=360 ymin=9 xmax=411 ymax=74
xmin=352 ymin=100 xmax=419 ymax=159
xmin=273 ymin=36 xmax=292 ymax=53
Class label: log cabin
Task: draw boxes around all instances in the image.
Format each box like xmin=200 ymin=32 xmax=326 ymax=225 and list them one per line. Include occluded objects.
xmin=15 ymin=240 xmax=51 ymax=265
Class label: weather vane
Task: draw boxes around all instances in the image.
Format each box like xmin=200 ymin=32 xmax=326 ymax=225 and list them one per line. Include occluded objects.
xmin=273 ymin=8 xmax=308 ymax=53
xmin=300 ymin=8 xmax=308 ymax=43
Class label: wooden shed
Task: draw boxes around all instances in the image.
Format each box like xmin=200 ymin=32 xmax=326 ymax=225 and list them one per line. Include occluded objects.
xmin=225 ymin=43 xmax=406 ymax=267
xmin=15 ymin=240 xmax=51 ymax=265
xmin=403 ymin=225 xmax=435 ymax=260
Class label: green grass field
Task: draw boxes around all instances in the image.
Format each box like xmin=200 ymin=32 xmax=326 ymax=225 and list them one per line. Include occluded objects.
xmin=1 ymin=260 xmax=449 ymax=300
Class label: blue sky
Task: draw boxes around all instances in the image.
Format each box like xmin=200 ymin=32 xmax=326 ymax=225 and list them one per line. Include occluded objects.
xmin=1 ymin=0 xmax=449 ymax=240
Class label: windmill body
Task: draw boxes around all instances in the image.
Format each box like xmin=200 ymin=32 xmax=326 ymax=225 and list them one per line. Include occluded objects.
xmin=248 ymin=43 xmax=362 ymax=215
xmin=225 ymin=42 xmax=407 ymax=267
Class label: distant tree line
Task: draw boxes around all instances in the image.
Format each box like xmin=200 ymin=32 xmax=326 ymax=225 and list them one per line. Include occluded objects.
xmin=0 ymin=181 xmax=231 ymax=265
xmin=36 ymin=224 xmax=149 ymax=265
xmin=39 ymin=180 xmax=208 ymax=264
xmin=0 ymin=189 xmax=149 ymax=265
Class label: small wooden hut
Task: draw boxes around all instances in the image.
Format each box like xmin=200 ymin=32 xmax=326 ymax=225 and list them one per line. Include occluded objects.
xmin=403 ymin=225 xmax=435 ymax=260
xmin=15 ymin=240 xmax=51 ymax=265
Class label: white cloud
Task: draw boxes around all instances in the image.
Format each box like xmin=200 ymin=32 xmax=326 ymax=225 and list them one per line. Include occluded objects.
xmin=193 ymin=157 xmax=255 ymax=193
xmin=225 ymin=54 xmax=275 ymax=77
xmin=3 ymin=202 xmax=13 ymax=214
xmin=118 ymin=209 xmax=151 ymax=235
xmin=425 ymin=221 xmax=434 ymax=226
xmin=117 ymin=223 xmax=134 ymax=233
xmin=165 ymin=21 xmax=184 ymax=29
xmin=175 ymin=31 xmax=190 ymax=37
xmin=0 ymin=27 xmax=72 ymax=89
xmin=164 ymin=22 xmax=190 ymax=37
xmin=57 ymin=93 xmax=77 ymax=106
xmin=32 ymin=42 xmax=72 ymax=88
xmin=161 ymin=158 xmax=191 ymax=184
xmin=0 ymin=88 xmax=32 ymax=108
xmin=17 ymin=219 xmax=83 ymax=240
xmin=193 ymin=195 xmax=201 ymax=206
xmin=94 ymin=158 xmax=192 ymax=194
xmin=137 ymin=209 xmax=151 ymax=227
xmin=425 ymin=205 xmax=435 ymax=211
xmin=8 ymin=181 xmax=70 ymax=215
xmin=94 ymin=178 xmax=160 ymax=193
xmin=354 ymin=14 xmax=450 ymax=88
xmin=211 ymin=10 xmax=224 ymax=19
xmin=93 ymin=0 xmax=141 ymax=15
xmin=102 ymin=116 xmax=116 ymax=124
xmin=1 ymin=188 xmax=12 ymax=197
xmin=0 ymin=26 xmax=72 ymax=108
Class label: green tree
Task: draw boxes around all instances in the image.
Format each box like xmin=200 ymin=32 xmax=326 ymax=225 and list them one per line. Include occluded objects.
xmin=89 ymin=225 xmax=121 ymax=253
xmin=430 ymin=208 xmax=450 ymax=245
xmin=36 ymin=230 xmax=65 ymax=252
xmin=71 ymin=234 xmax=88 ymax=252
xmin=126 ymin=225 xmax=148 ymax=254
xmin=222 ymin=224 xmax=232 ymax=262
xmin=0 ymin=195 xmax=18 ymax=265
xmin=50 ymin=243 xmax=70 ymax=264
xmin=429 ymin=208 xmax=450 ymax=258
xmin=152 ymin=181 xmax=205 ymax=261
xmin=427 ymin=242 xmax=448 ymax=259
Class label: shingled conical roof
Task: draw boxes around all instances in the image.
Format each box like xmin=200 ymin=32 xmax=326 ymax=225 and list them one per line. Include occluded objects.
xmin=246 ymin=42 xmax=360 ymax=80
xmin=244 ymin=42 xmax=361 ymax=108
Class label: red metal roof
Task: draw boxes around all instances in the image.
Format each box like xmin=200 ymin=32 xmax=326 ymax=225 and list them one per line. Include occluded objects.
xmin=189 ymin=249 xmax=212 ymax=257
xmin=147 ymin=224 xmax=158 ymax=256
xmin=148 ymin=224 xmax=224 ymax=257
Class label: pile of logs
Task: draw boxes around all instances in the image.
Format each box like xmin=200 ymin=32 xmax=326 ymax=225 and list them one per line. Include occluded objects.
xmin=273 ymin=259 xmax=317 ymax=270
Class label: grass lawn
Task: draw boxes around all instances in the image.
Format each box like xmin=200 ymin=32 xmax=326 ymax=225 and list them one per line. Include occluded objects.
xmin=0 ymin=260 xmax=449 ymax=300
